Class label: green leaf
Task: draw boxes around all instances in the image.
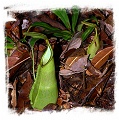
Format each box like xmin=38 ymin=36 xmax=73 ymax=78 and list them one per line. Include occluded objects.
xmin=82 ymin=26 xmax=94 ymax=41
xmin=5 ymin=36 xmax=15 ymax=49
xmin=20 ymin=38 xmax=27 ymax=42
xmin=30 ymin=38 xmax=40 ymax=47
xmin=24 ymin=32 xmax=48 ymax=80
xmin=41 ymin=39 xmax=53 ymax=65
xmin=52 ymin=8 xmax=71 ymax=30
xmin=53 ymin=30 xmax=72 ymax=40
xmin=23 ymin=32 xmax=47 ymax=40
xmin=31 ymin=22 xmax=60 ymax=32
xmin=54 ymin=33 xmax=71 ymax=40
xmin=29 ymin=39 xmax=58 ymax=110
xmin=81 ymin=21 xmax=96 ymax=27
xmin=77 ymin=16 xmax=98 ymax=32
xmin=5 ymin=43 xmax=15 ymax=49
xmin=77 ymin=23 xmax=83 ymax=32
xmin=87 ymin=28 xmax=100 ymax=59
xmin=90 ymin=16 xmax=99 ymax=25
xmin=71 ymin=6 xmax=80 ymax=33
xmin=5 ymin=36 xmax=14 ymax=43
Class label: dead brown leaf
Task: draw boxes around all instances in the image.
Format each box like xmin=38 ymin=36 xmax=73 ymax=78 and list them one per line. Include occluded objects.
xmin=81 ymin=64 xmax=113 ymax=106
xmin=7 ymin=45 xmax=30 ymax=78
xmin=11 ymin=79 xmax=18 ymax=109
xmin=86 ymin=61 xmax=102 ymax=76
xmin=91 ymin=46 xmax=114 ymax=69
xmin=65 ymin=48 xmax=85 ymax=69
xmin=60 ymin=55 xmax=88 ymax=76
xmin=62 ymin=102 xmax=71 ymax=109
xmin=60 ymin=32 xmax=82 ymax=59
xmin=17 ymin=72 xmax=33 ymax=113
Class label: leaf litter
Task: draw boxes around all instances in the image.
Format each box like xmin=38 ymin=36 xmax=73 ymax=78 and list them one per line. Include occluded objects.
xmin=5 ymin=8 xmax=115 ymax=114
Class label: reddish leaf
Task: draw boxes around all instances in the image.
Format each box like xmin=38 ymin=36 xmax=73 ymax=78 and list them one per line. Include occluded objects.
xmin=7 ymin=45 xmax=30 ymax=78
xmin=60 ymin=55 xmax=88 ymax=75
xmin=100 ymin=20 xmax=113 ymax=36
xmin=92 ymin=9 xmax=105 ymax=20
xmin=105 ymin=14 xmax=113 ymax=26
xmin=91 ymin=46 xmax=114 ymax=69
xmin=59 ymin=69 xmax=72 ymax=76
xmin=65 ymin=48 xmax=85 ymax=69
xmin=86 ymin=61 xmax=102 ymax=76
xmin=10 ymin=20 xmax=21 ymax=40
xmin=60 ymin=32 xmax=82 ymax=59
xmin=57 ymin=98 xmax=63 ymax=106
xmin=38 ymin=44 xmax=46 ymax=51
xmin=100 ymin=30 xmax=108 ymax=41
xmin=68 ymin=38 xmax=82 ymax=51
xmin=70 ymin=55 xmax=88 ymax=72
xmin=8 ymin=57 xmax=19 ymax=69
xmin=105 ymin=23 xmax=113 ymax=36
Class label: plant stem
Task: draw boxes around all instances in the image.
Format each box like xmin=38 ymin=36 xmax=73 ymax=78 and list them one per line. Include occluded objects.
xmin=31 ymin=47 xmax=35 ymax=80
xmin=23 ymin=26 xmax=32 ymax=40
xmin=81 ymin=21 xmax=96 ymax=27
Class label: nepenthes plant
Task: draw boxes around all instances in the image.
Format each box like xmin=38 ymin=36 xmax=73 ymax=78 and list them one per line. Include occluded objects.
xmin=23 ymin=32 xmax=58 ymax=110
xmin=5 ymin=7 xmax=114 ymax=113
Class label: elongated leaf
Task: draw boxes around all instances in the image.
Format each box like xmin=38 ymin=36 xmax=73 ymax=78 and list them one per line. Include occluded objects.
xmin=29 ymin=38 xmax=41 ymax=80
xmin=77 ymin=18 xmax=91 ymax=32
xmin=11 ymin=79 xmax=18 ymax=109
xmin=31 ymin=22 xmax=60 ymax=32
xmin=54 ymin=33 xmax=71 ymax=40
xmin=23 ymin=32 xmax=47 ymax=40
xmin=82 ymin=26 xmax=94 ymax=41
xmin=29 ymin=39 xmax=58 ymax=110
xmin=71 ymin=6 xmax=80 ymax=33
xmin=53 ymin=30 xmax=72 ymax=40
xmin=91 ymin=46 xmax=114 ymax=69
xmin=52 ymin=9 xmax=71 ymax=30
xmin=59 ymin=30 xmax=72 ymax=36
xmin=81 ymin=21 xmax=96 ymax=27
xmin=30 ymin=22 xmax=72 ymax=40
xmin=87 ymin=28 xmax=100 ymax=59
xmin=77 ymin=16 xmax=98 ymax=32
xmin=24 ymin=32 xmax=47 ymax=80
xmin=44 ymin=29 xmax=72 ymax=37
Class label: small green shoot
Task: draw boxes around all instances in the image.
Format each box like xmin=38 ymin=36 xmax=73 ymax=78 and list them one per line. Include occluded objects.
xmin=87 ymin=28 xmax=100 ymax=59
